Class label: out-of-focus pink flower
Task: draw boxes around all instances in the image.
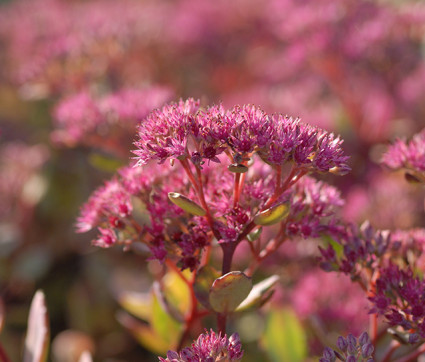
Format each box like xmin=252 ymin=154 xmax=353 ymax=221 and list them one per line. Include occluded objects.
xmin=51 ymin=86 xmax=173 ymax=149
xmin=381 ymin=128 xmax=425 ymax=177
xmin=292 ymin=270 xmax=369 ymax=336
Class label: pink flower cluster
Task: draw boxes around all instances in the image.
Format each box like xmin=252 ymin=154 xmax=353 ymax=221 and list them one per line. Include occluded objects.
xmin=381 ymin=128 xmax=425 ymax=180
xmin=370 ymin=264 xmax=425 ymax=343
xmin=134 ymin=98 xmax=349 ymax=174
xmin=159 ymin=330 xmax=243 ymax=362
xmin=52 ymin=86 xmax=173 ymax=147
xmin=78 ymin=99 xmax=347 ymax=271
xmin=318 ymin=221 xmax=391 ymax=278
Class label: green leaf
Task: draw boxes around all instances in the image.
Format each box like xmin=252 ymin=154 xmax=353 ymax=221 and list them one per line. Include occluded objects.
xmin=24 ymin=290 xmax=50 ymax=362
xmin=209 ymin=271 xmax=252 ymax=313
xmin=194 ymin=266 xmax=220 ymax=310
xmin=117 ymin=291 xmax=152 ymax=321
xmin=236 ymin=275 xmax=279 ymax=311
xmin=116 ymin=311 xmax=170 ymax=354
xmin=253 ymin=203 xmax=290 ymax=226
xmin=88 ymin=153 xmax=124 ymax=172
xmin=151 ymin=292 xmax=181 ymax=346
xmin=322 ymin=235 xmax=343 ymax=258
xmin=261 ymin=307 xmax=307 ymax=362
xmin=168 ymin=192 xmax=206 ymax=216
xmin=162 ymin=269 xmax=192 ymax=317
xmin=247 ymin=227 xmax=262 ymax=242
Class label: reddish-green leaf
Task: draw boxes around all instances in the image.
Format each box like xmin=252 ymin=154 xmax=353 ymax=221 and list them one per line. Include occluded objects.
xmin=209 ymin=271 xmax=252 ymax=313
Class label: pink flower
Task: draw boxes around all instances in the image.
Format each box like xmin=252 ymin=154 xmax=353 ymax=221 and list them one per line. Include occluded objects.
xmin=134 ymin=99 xmax=349 ymax=174
xmin=159 ymin=329 xmax=243 ymax=362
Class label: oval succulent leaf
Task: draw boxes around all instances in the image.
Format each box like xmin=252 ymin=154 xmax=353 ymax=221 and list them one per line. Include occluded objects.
xmin=168 ymin=192 xmax=206 ymax=216
xmin=194 ymin=266 xmax=221 ymax=310
xmin=228 ymin=163 xmax=248 ymax=173
xmin=253 ymin=202 xmax=290 ymax=226
xmin=209 ymin=271 xmax=252 ymax=313
xmin=236 ymin=275 xmax=280 ymax=311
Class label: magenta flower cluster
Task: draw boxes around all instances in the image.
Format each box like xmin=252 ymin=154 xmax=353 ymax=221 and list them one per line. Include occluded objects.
xmin=370 ymin=264 xmax=425 ymax=343
xmin=52 ymin=86 xmax=173 ymax=146
xmin=159 ymin=330 xmax=243 ymax=362
xmin=381 ymin=128 xmax=425 ymax=181
xmin=318 ymin=221 xmax=391 ymax=278
xmin=77 ymin=99 xmax=347 ymax=272
xmin=134 ymin=98 xmax=349 ymax=175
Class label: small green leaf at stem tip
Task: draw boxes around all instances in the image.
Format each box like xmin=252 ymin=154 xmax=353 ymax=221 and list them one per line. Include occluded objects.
xmin=253 ymin=202 xmax=290 ymax=226
xmin=247 ymin=227 xmax=262 ymax=242
xmin=228 ymin=163 xmax=248 ymax=173
xmin=168 ymin=192 xmax=206 ymax=216
xmin=209 ymin=271 xmax=252 ymax=314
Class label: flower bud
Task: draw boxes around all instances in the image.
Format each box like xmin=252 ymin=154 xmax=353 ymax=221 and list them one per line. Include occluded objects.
xmin=253 ymin=202 xmax=290 ymax=226
xmin=322 ymin=347 xmax=336 ymax=362
xmin=168 ymin=192 xmax=206 ymax=216
xmin=409 ymin=333 xmax=420 ymax=344
xmin=347 ymin=334 xmax=357 ymax=347
xmin=359 ymin=332 xmax=370 ymax=346
xmin=337 ymin=336 xmax=348 ymax=351
xmin=329 ymin=165 xmax=350 ymax=176
xmin=361 ymin=343 xmax=374 ymax=358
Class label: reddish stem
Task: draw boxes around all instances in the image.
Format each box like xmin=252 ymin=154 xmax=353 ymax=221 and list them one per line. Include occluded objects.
xmin=368 ymin=270 xmax=380 ymax=343
xmin=0 ymin=344 xmax=10 ymax=362
xmin=245 ymin=226 xmax=286 ymax=276
xmin=397 ymin=343 xmax=425 ymax=362
xmin=233 ymin=173 xmax=241 ymax=207
xmin=380 ymin=341 xmax=401 ymax=362
xmin=180 ymin=159 xmax=220 ymax=240
xmin=217 ymin=313 xmax=227 ymax=335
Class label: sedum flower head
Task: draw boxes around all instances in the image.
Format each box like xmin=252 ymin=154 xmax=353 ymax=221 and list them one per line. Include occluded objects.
xmin=318 ymin=221 xmax=391 ymax=278
xmin=134 ymin=99 xmax=349 ymax=174
xmin=159 ymin=330 xmax=243 ymax=362
xmin=77 ymin=158 xmax=344 ymax=269
xmin=381 ymin=129 xmax=425 ymax=183
xmin=320 ymin=332 xmax=374 ymax=362
xmin=52 ymin=86 xmax=173 ymax=147
xmin=370 ymin=264 xmax=425 ymax=343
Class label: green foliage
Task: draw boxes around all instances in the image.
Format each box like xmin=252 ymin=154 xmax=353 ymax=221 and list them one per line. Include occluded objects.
xmin=261 ymin=307 xmax=307 ymax=362
xmin=209 ymin=271 xmax=252 ymax=313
